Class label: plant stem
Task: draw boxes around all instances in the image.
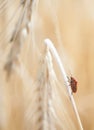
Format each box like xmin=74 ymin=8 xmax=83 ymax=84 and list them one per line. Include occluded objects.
xmin=44 ymin=38 xmax=84 ymax=130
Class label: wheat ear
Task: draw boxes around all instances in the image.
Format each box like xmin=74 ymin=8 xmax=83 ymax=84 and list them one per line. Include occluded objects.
xmin=44 ymin=38 xmax=84 ymax=130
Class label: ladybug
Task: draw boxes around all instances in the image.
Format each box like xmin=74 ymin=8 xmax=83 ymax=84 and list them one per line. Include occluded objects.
xmin=68 ymin=76 xmax=77 ymax=93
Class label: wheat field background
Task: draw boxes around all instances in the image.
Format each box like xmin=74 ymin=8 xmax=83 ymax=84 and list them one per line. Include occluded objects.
xmin=0 ymin=0 xmax=94 ymax=130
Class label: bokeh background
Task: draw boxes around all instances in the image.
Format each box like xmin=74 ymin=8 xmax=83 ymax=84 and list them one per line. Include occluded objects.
xmin=0 ymin=0 xmax=94 ymax=130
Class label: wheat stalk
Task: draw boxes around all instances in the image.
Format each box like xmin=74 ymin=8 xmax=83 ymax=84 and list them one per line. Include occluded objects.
xmin=4 ymin=0 xmax=33 ymax=77
xmin=44 ymin=38 xmax=84 ymax=130
xmin=21 ymin=42 xmax=81 ymax=130
xmin=10 ymin=44 xmax=81 ymax=130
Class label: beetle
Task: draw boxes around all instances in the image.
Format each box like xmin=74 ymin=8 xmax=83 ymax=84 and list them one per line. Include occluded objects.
xmin=70 ymin=76 xmax=77 ymax=93
xmin=68 ymin=76 xmax=77 ymax=93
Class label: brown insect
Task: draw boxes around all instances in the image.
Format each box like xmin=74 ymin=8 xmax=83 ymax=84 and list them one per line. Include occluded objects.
xmin=68 ymin=76 xmax=77 ymax=93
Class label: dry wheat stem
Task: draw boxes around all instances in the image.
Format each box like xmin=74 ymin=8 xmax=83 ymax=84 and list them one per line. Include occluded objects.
xmin=44 ymin=38 xmax=84 ymax=130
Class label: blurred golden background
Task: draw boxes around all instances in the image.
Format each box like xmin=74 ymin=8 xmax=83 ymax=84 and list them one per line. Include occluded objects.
xmin=0 ymin=0 xmax=94 ymax=130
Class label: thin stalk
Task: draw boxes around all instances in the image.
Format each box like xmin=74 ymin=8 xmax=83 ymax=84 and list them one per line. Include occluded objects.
xmin=44 ymin=38 xmax=84 ymax=130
